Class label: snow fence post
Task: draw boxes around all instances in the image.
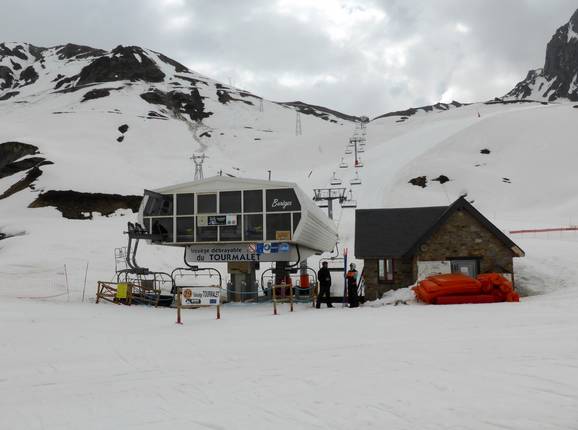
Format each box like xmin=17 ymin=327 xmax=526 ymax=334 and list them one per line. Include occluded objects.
xmin=176 ymin=288 xmax=183 ymax=325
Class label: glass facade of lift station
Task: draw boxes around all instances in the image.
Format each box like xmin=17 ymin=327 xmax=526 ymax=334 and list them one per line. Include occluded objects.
xmin=143 ymin=188 xmax=302 ymax=244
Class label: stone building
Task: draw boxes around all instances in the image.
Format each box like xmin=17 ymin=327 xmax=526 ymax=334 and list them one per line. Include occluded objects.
xmin=354 ymin=197 xmax=525 ymax=300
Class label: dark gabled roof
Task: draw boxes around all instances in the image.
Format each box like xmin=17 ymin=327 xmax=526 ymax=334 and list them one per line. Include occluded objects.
xmin=354 ymin=197 xmax=525 ymax=258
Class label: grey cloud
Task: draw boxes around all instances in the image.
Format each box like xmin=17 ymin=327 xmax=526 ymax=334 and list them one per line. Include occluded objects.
xmin=0 ymin=0 xmax=577 ymax=116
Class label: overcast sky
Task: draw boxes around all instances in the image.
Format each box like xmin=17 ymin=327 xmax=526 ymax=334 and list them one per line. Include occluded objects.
xmin=1 ymin=0 xmax=577 ymax=116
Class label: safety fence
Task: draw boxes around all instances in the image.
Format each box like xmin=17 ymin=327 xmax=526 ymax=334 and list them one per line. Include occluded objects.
xmin=509 ymin=226 xmax=578 ymax=240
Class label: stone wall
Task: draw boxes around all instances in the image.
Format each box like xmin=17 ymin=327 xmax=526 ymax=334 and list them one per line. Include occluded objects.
xmin=418 ymin=208 xmax=514 ymax=274
xmin=363 ymin=256 xmax=415 ymax=300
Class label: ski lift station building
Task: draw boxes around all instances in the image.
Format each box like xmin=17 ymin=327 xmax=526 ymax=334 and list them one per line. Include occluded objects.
xmin=138 ymin=176 xmax=339 ymax=263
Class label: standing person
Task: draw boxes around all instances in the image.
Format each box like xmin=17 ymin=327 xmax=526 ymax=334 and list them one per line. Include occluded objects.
xmin=316 ymin=262 xmax=333 ymax=308
xmin=346 ymin=263 xmax=359 ymax=308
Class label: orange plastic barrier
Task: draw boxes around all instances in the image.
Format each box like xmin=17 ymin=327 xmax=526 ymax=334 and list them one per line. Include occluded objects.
xmin=436 ymin=295 xmax=501 ymax=305
xmin=414 ymin=273 xmax=519 ymax=305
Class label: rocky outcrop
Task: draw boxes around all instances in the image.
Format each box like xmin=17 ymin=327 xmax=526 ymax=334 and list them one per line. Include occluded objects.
xmin=0 ymin=141 xmax=39 ymax=171
xmin=19 ymin=66 xmax=39 ymax=86
xmin=29 ymin=190 xmax=142 ymax=219
xmin=278 ymin=100 xmax=362 ymax=123
xmin=0 ymin=65 xmax=14 ymax=89
xmin=373 ymin=101 xmax=465 ymax=121
xmin=0 ymin=157 xmax=52 ymax=179
xmin=0 ymin=167 xmax=43 ymax=200
xmin=55 ymin=43 xmax=106 ymax=60
xmin=140 ymin=88 xmax=213 ymax=121
xmin=76 ymin=45 xmax=165 ymax=86
xmin=506 ymin=9 xmax=578 ymax=101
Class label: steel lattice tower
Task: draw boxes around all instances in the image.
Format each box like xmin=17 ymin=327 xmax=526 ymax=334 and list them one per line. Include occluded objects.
xmin=191 ymin=154 xmax=207 ymax=181
xmin=296 ymin=112 xmax=302 ymax=136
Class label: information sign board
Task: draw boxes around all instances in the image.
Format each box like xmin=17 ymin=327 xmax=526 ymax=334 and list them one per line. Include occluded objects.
xmin=181 ymin=286 xmax=221 ymax=306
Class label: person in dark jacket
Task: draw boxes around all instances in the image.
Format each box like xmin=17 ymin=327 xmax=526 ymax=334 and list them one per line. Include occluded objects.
xmin=346 ymin=263 xmax=359 ymax=308
xmin=316 ymin=262 xmax=333 ymax=308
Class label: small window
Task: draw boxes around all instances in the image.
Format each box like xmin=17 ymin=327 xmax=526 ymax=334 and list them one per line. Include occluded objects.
xmin=144 ymin=194 xmax=173 ymax=216
xmin=197 ymin=194 xmax=217 ymax=214
xmin=292 ymin=212 xmax=301 ymax=232
xmin=219 ymin=191 xmax=241 ymax=213
xmin=244 ymin=190 xmax=263 ymax=212
xmin=151 ymin=218 xmax=173 ymax=242
xmin=143 ymin=218 xmax=151 ymax=233
xmin=266 ymin=189 xmax=301 ymax=212
xmin=220 ymin=215 xmax=242 ymax=241
xmin=378 ymin=259 xmax=394 ymax=283
xmin=176 ymin=217 xmax=195 ymax=242
xmin=244 ymin=214 xmax=263 ymax=241
xmin=176 ymin=193 xmax=194 ymax=215
xmin=196 ymin=224 xmax=217 ymax=242
xmin=266 ymin=213 xmax=291 ymax=240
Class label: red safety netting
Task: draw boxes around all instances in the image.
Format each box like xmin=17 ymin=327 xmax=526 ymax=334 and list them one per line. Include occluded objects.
xmin=413 ymin=273 xmax=519 ymax=305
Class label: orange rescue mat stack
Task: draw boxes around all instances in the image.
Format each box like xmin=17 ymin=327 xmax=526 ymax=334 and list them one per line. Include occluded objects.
xmin=413 ymin=273 xmax=520 ymax=305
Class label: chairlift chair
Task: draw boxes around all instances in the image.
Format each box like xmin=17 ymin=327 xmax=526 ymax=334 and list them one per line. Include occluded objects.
xmin=330 ymin=171 xmax=342 ymax=186
xmin=350 ymin=171 xmax=362 ymax=185
xmin=358 ymin=146 xmax=365 ymax=153
xmin=355 ymin=158 xmax=364 ymax=168
xmin=341 ymin=189 xmax=358 ymax=208
xmin=339 ymin=157 xmax=348 ymax=168
xmin=341 ymin=198 xmax=358 ymax=208
xmin=345 ymin=148 xmax=353 ymax=154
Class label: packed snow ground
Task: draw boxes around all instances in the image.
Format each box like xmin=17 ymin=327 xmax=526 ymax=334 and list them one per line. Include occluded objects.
xmin=2 ymin=238 xmax=578 ymax=430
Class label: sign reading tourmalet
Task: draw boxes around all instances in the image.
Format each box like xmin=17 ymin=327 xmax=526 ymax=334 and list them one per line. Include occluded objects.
xmin=186 ymin=243 xmax=298 ymax=262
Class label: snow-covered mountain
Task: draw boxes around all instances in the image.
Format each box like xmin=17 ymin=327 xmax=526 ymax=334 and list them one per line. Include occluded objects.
xmin=506 ymin=8 xmax=578 ymax=101
xmin=0 ymin=42 xmax=359 ymax=217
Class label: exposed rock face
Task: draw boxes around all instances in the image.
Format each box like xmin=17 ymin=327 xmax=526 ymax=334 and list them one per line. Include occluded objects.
xmin=409 ymin=176 xmax=427 ymax=188
xmin=0 ymin=41 xmax=357 ymax=128
xmin=155 ymin=52 xmax=189 ymax=73
xmin=432 ymin=175 xmax=450 ymax=184
xmin=0 ymin=157 xmax=52 ymax=179
xmin=216 ymin=86 xmax=253 ymax=106
xmin=279 ymin=100 xmax=362 ymax=122
xmin=76 ymin=45 xmax=165 ymax=86
xmin=140 ymin=88 xmax=213 ymax=121
xmin=0 ymin=166 xmax=43 ymax=200
xmin=506 ymin=9 xmax=578 ymax=101
xmin=0 ymin=91 xmax=18 ymax=100
xmin=55 ymin=43 xmax=106 ymax=60
xmin=19 ymin=66 xmax=39 ymax=86
xmin=81 ymin=87 xmax=121 ymax=102
xmin=29 ymin=190 xmax=142 ymax=219
xmin=0 ymin=65 xmax=14 ymax=89
xmin=0 ymin=43 xmax=31 ymax=60
xmin=0 ymin=141 xmax=39 ymax=171
xmin=373 ymin=101 xmax=464 ymax=121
